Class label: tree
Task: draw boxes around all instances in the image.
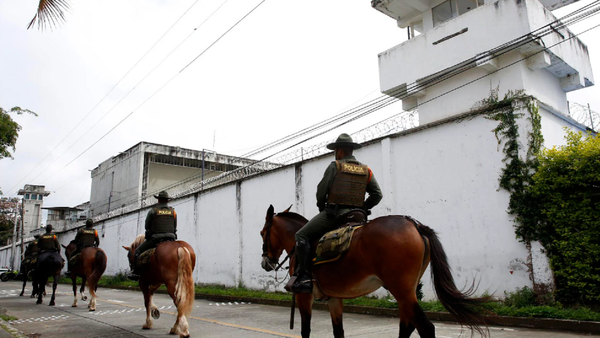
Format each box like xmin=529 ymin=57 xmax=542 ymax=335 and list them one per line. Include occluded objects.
xmin=0 ymin=197 xmax=21 ymax=247
xmin=0 ymin=106 xmax=37 ymax=160
xmin=28 ymin=0 xmax=70 ymax=30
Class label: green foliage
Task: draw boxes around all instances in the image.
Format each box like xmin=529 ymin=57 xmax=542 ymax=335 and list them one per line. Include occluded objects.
xmin=0 ymin=106 xmax=37 ymax=160
xmin=527 ymin=130 xmax=600 ymax=305
xmin=482 ymin=88 xmax=544 ymax=242
xmin=0 ymin=198 xmax=21 ymax=246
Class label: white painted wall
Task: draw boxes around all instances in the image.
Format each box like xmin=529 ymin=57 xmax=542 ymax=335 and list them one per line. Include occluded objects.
xmin=2 ymin=100 xmax=585 ymax=299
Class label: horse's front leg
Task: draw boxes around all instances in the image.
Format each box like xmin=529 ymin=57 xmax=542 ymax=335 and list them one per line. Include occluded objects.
xmin=141 ymin=282 xmax=153 ymax=329
xmin=328 ymin=298 xmax=345 ymax=338
xmin=36 ymin=278 xmax=47 ymax=304
xmin=20 ymin=270 xmax=27 ymax=296
xmin=49 ymin=275 xmax=58 ymax=306
xmin=71 ymin=277 xmax=78 ymax=307
xmin=81 ymin=276 xmax=88 ymax=301
xmin=297 ymin=293 xmax=314 ymax=338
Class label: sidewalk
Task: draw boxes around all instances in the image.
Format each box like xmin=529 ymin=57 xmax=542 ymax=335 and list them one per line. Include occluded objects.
xmin=0 ymin=319 xmax=26 ymax=338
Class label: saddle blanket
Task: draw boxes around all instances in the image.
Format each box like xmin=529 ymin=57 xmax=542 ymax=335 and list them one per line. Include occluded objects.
xmin=313 ymin=225 xmax=362 ymax=266
xmin=136 ymin=248 xmax=156 ymax=270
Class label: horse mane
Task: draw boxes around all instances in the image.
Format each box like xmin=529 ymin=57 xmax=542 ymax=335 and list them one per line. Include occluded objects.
xmin=275 ymin=211 xmax=308 ymax=224
xmin=130 ymin=234 xmax=145 ymax=252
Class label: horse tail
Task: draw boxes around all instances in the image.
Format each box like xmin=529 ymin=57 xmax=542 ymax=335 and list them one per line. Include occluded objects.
xmin=175 ymin=246 xmax=194 ymax=317
xmin=418 ymin=224 xmax=490 ymax=337
xmin=89 ymin=249 xmax=107 ymax=285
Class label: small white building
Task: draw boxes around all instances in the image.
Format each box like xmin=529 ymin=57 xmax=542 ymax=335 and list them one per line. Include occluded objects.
xmin=17 ymin=184 xmax=50 ymax=238
xmin=90 ymin=142 xmax=279 ymax=216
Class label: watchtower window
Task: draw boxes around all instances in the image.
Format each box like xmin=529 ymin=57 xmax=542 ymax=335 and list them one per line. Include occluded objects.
xmin=433 ymin=0 xmax=483 ymax=27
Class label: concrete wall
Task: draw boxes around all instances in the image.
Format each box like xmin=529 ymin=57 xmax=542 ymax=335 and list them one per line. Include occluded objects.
xmin=1 ymin=105 xmax=585 ymax=299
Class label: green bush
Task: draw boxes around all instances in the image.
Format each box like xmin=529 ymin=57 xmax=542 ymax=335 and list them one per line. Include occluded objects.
xmin=525 ymin=130 xmax=600 ymax=305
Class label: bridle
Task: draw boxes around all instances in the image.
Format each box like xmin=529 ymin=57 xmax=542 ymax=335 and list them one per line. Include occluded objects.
xmin=262 ymin=215 xmax=294 ymax=272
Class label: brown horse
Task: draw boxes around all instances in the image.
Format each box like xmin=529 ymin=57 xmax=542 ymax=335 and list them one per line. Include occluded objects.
xmin=260 ymin=205 xmax=490 ymax=338
xmin=63 ymin=241 xmax=107 ymax=311
xmin=123 ymin=235 xmax=196 ymax=338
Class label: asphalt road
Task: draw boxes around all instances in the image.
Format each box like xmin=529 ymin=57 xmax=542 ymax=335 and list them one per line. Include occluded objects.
xmin=0 ymin=281 xmax=591 ymax=338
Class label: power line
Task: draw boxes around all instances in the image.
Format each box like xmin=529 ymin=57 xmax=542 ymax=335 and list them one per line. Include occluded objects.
xmin=39 ymin=0 xmax=269 ymax=185
xmin=6 ymin=0 xmax=204 ymax=196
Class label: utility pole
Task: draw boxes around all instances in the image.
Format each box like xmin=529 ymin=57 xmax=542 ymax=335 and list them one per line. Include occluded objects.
xmin=9 ymin=202 xmax=18 ymax=270
xmin=20 ymin=199 xmax=24 ymax=261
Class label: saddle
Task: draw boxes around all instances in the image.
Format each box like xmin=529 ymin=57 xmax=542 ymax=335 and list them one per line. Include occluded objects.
xmin=136 ymin=248 xmax=156 ymax=270
xmin=313 ymin=209 xmax=368 ymax=266
xmin=68 ymin=253 xmax=80 ymax=266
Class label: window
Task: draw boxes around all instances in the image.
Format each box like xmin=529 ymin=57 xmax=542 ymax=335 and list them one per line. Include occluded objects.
xmin=32 ymin=194 xmax=38 ymax=200
xmin=25 ymin=194 xmax=30 ymax=200
xmin=433 ymin=0 xmax=483 ymax=26
xmin=38 ymin=195 xmax=43 ymax=200
xmin=433 ymin=0 xmax=457 ymax=27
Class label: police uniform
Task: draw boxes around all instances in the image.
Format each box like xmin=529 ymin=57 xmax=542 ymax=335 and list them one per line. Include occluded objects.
xmin=18 ymin=236 xmax=39 ymax=277
xmin=37 ymin=229 xmax=60 ymax=253
xmin=292 ymin=133 xmax=382 ymax=293
xmin=129 ymin=191 xmax=177 ymax=278
xmin=66 ymin=219 xmax=100 ymax=273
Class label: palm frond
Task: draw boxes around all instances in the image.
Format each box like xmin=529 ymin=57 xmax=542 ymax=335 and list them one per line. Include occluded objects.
xmin=27 ymin=0 xmax=71 ymax=31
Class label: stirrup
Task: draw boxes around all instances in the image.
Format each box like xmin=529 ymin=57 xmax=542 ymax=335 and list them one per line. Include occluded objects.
xmin=127 ymin=273 xmax=140 ymax=281
xmin=291 ymin=278 xmax=313 ymax=293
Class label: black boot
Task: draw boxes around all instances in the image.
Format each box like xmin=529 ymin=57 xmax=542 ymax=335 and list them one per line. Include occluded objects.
xmin=291 ymin=240 xmax=313 ymax=293
xmin=127 ymin=252 xmax=141 ymax=281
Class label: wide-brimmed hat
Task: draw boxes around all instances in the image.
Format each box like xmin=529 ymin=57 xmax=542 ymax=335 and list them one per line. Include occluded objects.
xmin=154 ymin=191 xmax=171 ymax=200
xmin=326 ymin=133 xmax=362 ymax=150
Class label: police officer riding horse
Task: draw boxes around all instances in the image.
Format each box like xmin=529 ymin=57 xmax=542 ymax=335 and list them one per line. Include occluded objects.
xmin=128 ymin=190 xmax=177 ymax=280
xmin=65 ymin=219 xmax=100 ymax=275
xmin=292 ymin=133 xmax=382 ymax=293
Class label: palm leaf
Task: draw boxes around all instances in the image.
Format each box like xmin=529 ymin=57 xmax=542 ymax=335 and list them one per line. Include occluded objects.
xmin=27 ymin=0 xmax=71 ymax=30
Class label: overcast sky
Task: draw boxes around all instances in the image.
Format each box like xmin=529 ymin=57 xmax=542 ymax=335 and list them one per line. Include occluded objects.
xmin=1 ymin=0 xmax=599 ymax=214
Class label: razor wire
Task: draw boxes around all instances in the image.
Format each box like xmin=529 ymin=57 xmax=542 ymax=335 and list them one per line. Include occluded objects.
xmin=91 ymin=110 xmax=418 ymax=223
xmin=568 ymin=102 xmax=599 ymax=131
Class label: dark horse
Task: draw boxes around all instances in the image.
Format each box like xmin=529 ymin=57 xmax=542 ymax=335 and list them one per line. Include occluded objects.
xmin=123 ymin=235 xmax=196 ymax=338
xmin=63 ymin=241 xmax=107 ymax=311
xmin=33 ymin=251 xmax=64 ymax=306
xmin=260 ymin=205 xmax=490 ymax=338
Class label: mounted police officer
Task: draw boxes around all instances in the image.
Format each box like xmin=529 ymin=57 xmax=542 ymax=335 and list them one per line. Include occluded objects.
xmin=65 ymin=218 xmax=100 ymax=274
xmin=292 ymin=133 xmax=382 ymax=293
xmin=16 ymin=234 xmax=40 ymax=279
xmin=37 ymin=224 xmax=61 ymax=254
xmin=128 ymin=191 xmax=177 ymax=280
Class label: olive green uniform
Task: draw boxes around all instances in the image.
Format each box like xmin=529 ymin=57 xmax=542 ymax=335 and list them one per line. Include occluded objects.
xmin=295 ymin=155 xmax=383 ymax=244
xmin=19 ymin=240 xmax=39 ymax=274
xmin=37 ymin=232 xmax=60 ymax=253
xmin=67 ymin=227 xmax=100 ymax=271
xmin=134 ymin=203 xmax=177 ymax=257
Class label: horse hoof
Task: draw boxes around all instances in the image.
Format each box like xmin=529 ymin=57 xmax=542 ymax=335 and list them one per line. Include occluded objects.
xmin=83 ymin=296 xmax=88 ymax=301
xmin=89 ymin=308 xmax=95 ymax=312
xmin=72 ymin=304 xmax=77 ymax=308
xmin=169 ymin=328 xmax=176 ymax=335
xmin=151 ymin=309 xmax=160 ymax=319
xmin=49 ymin=302 xmax=55 ymax=306
xmin=142 ymin=326 xmax=151 ymax=330
xmin=30 ymin=294 xmax=36 ymax=298
xmin=36 ymin=300 xmax=42 ymax=305
xmin=19 ymin=293 xmax=23 ymax=297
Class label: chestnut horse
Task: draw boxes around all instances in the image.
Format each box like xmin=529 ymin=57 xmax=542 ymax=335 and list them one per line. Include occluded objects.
xmin=63 ymin=241 xmax=107 ymax=310
xmin=123 ymin=235 xmax=196 ymax=338
xmin=32 ymin=251 xmax=63 ymax=306
xmin=260 ymin=205 xmax=490 ymax=338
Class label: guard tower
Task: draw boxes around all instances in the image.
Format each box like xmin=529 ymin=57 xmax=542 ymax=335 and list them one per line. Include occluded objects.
xmin=372 ymin=0 xmax=594 ymax=124
xmin=17 ymin=184 xmax=51 ymax=238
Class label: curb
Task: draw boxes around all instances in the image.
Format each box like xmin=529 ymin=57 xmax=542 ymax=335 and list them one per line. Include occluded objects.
xmin=105 ymin=285 xmax=600 ymax=335
xmin=0 ymin=319 xmax=28 ymax=338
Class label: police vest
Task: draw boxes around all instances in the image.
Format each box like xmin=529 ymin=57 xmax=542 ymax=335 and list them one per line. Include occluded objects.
xmin=79 ymin=228 xmax=97 ymax=246
xmin=150 ymin=207 xmax=176 ymax=234
xmin=327 ymin=161 xmax=370 ymax=208
xmin=37 ymin=234 xmax=57 ymax=251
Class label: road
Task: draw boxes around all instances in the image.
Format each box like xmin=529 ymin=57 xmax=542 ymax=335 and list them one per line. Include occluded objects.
xmin=0 ymin=281 xmax=590 ymax=338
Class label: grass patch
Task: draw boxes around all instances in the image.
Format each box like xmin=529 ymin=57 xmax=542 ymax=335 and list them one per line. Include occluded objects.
xmin=0 ymin=314 xmax=17 ymax=321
